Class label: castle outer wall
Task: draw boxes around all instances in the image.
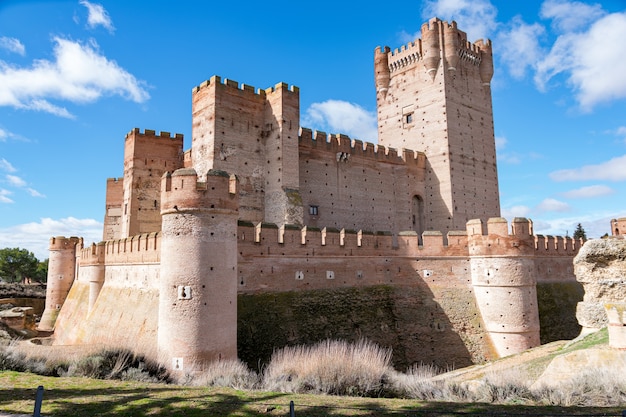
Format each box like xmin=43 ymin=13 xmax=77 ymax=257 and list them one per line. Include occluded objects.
xmin=50 ymin=217 xmax=582 ymax=370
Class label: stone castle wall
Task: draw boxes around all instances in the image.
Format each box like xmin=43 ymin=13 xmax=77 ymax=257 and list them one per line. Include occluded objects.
xmin=49 ymin=217 xmax=582 ymax=369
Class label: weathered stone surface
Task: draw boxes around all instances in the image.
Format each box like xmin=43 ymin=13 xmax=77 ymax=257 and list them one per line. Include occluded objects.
xmin=532 ymin=347 xmax=626 ymax=389
xmin=574 ymin=238 xmax=626 ymax=331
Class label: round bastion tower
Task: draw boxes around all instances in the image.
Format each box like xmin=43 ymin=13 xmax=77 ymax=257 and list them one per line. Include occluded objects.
xmin=39 ymin=236 xmax=82 ymax=331
xmin=467 ymin=218 xmax=540 ymax=357
xmin=158 ymin=168 xmax=239 ymax=374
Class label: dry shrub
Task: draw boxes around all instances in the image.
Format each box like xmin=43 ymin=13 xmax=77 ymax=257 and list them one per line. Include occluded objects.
xmin=188 ymin=359 xmax=258 ymax=389
xmin=388 ymin=364 xmax=443 ymax=400
xmin=533 ymin=368 xmax=626 ymax=407
xmin=262 ymin=339 xmax=392 ymax=396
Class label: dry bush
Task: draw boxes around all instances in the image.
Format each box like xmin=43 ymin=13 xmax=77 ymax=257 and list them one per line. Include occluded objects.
xmin=186 ymin=359 xmax=258 ymax=389
xmin=388 ymin=364 xmax=444 ymax=400
xmin=533 ymin=368 xmax=626 ymax=407
xmin=262 ymin=339 xmax=392 ymax=396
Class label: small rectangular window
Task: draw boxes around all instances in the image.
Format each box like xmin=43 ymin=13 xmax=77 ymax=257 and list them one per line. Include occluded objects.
xmin=309 ymin=205 xmax=319 ymax=216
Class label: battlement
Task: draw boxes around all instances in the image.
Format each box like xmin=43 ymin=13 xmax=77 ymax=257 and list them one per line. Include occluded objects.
xmin=387 ymin=40 xmax=422 ymax=73
xmin=299 ymin=127 xmax=424 ymax=166
xmin=49 ymin=236 xmax=82 ymax=251
xmin=467 ymin=218 xmax=580 ymax=256
xmin=192 ymin=75 xmax=299 ymax=97
xmin=161 ymin=168 xmax=238 ymax=214
xmin=78 ymin=233 xmax=161 ymax=267
xmin=125 ymin=128 xmax=184 ymax=141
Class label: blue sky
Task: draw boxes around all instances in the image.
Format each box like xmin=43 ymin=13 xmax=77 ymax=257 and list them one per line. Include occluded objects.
xmin=1 ymin=0 xmax=625 ymax=260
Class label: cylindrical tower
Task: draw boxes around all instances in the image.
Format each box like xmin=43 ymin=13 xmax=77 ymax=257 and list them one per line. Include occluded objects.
xmin=158 ymin=168 xmax=239 ymax=374
xmin=38 ymin=236 xmax=82 ymax=331
xmin=443 ymin=21 xmax=460 ymax=71
xmin=374 ymin=46 xmax=391 ymax=99
xmin=468 ymin=218 xmax=540 ymax=357
xmin=421 ymin=18 xmax=441 ymax=80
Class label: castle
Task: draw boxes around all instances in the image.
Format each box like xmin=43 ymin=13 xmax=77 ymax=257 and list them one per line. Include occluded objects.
xmin=40 ymin=18 xmax=583 ymax=373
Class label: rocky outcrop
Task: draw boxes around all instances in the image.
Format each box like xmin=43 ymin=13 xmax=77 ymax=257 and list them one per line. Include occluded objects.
xmin=574 ymin=237 xmax=626 ymax=344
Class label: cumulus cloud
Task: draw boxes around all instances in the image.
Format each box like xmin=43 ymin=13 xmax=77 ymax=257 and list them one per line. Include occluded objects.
xmin=561 ymin=184 xmax=614 ymax=199
xmin=79 ymin=0 xmax=115 ymax=33
xmin=0 ymin=217 xmax=103 ymax=260
xmin=497 ymin=17 xmax=545 ymax=79
xmin=0 ymin=36 xmax=25 ymax=56
xmin=0 ymin=189 xmax=13 ymax=204
xmin=535 ymin=11 xmax=626 ymax=111
xmin=536 ymin=198 xmax=571 ymax=212
xmin=540 ymin=0 xmax=605 ymax=32
xmin=550 ymin=154 xmax=626 ymax=182
xmin=421 ymin=0 xmax=498 ymax=41
xmin=0 ymin=37 xmax=149 ymax=117
xmin=303 ymin=100 xmax=378 ymax=142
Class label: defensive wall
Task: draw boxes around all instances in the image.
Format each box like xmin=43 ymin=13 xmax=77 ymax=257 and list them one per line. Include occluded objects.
xmin=297 ymin=128 xmax=425 ymax=234
xmin=49 ymin=215 xmax=583 ymax=370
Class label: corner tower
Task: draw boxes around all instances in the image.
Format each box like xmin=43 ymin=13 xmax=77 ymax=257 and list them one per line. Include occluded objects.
xmin=158 ymin=168 xmax=239 ymax=374
xmin=375 ymin=17 xmax=500 ymax=232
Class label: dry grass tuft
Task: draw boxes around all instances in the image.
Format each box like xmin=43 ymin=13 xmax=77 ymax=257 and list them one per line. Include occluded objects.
xmin=262 ymin=339 xmax=392 ymax=396
xmin=187 ymin=359 xmax=258 ymax=389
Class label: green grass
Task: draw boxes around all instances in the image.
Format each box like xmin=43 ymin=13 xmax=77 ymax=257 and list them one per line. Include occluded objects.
xmin=1 ymin=370 xmax=625 ymax=417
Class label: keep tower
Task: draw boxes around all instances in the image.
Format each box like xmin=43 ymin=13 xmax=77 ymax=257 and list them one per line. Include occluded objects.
xmin=375 ymin=17 xmax=500 ymax=233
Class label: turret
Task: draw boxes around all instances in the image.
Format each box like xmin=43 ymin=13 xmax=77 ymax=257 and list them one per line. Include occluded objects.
xmin=477 ymin=39 xmax=494 ymax=85
xmin=443 ymin=21 xmax=460 ymax=71
xmin=421 ymin=18 xmax=441 ymax=80
xmin=158 ymin=168 xmax=239 ymax=375
xmin=374 ymin=46 xmax=391 ymax=99
xmin=38 ymin=236 xmax=82 ymax=331
xmin=467 ymin=218 xmax=540 ymax=357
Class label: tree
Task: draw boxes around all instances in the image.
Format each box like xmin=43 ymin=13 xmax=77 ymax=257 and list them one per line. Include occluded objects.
xmin=0 ymin=247 xmax=39 ymax=283
xmin=573 ymin=223 xmax=587 ymax=241
xmin=35 ymin=258 xmax=49 ymax=283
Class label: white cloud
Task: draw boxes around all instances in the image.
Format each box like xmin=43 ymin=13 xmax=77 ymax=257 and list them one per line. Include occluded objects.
xmin=0 ymin=158 xmax=16 ymax=173
xmin=0 ymin=217 xmax=103 ymax=260
xmin=495 ymin=135 xmax=507 ymax=150
xmin=27 ymin=188 xmax=45 ymax=198
xmin=561 ymin=185 xmax=614 ymax=199
xmin=0 ymin=37 xmax=25 ymax=56
xmin=6 ymin=174 xmax=26 ymax=187
xmin=496 ymin=17 xmax=545 ymax=79
xmin=421 ymin=0 xmax=498 ymax=41
xmin=0 ymin=37 xmax=149 ymax=117
xmin=540 ymin=0 xmax=605 ymax=32
xmin=502 ymin=205 xmax=531 ymax=218
xmin=531 ymin=211 xmax=624 ymax=239
xmin=303 ymin=100 xmax=378 ymax=142
xmin=79 ymin=0 xmax=115 ymax=33
xmin=0 ymin=189 xmax=13 ymax=204
xmin=550 ymin=154 xmax=626 ymax=182
xmin=535 ymin=12 xmax=626 ymax=111
xmin=536 ymin=198 xmax=571 ymax=212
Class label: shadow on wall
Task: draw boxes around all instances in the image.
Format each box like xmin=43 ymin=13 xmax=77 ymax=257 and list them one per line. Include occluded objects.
xmin=537 ymin=282 xmax=584 ymax=344
xmin=238 ymin=280 xmax=489 ymax=371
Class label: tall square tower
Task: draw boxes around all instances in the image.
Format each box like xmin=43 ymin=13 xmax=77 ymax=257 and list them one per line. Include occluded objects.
xmin=375 ymin=18 xmax=500 ymax=233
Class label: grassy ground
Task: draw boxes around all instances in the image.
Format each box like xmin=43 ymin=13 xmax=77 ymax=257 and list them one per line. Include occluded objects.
xmin=1 ymin=371 xmax=625 ymax=417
